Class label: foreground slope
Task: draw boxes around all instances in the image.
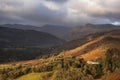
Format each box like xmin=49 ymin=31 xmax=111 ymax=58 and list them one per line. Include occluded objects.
xmin=0 ymin=47 xmax=119 ymax=80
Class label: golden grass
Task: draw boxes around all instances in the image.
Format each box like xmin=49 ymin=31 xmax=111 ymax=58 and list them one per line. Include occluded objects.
xmin=0 ymin=64 xmax=17 ymax=70
xmin=80 ymin=41 xmax=120 ymax=61
xmin=80 ymin=47 xmax=106 ymax=61
xmin=102 ymin=69 xmax=120 ymax=80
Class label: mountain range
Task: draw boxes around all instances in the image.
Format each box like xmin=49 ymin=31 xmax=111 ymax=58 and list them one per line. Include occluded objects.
xmin=1 ymin=24 xmax=120 ymax=41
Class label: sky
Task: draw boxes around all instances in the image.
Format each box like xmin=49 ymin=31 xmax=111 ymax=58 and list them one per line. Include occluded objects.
xmin=0 ymin=0 xmax=120 ymax=26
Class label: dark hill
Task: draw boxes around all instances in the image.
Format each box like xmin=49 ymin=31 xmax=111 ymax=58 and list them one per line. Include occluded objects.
xmin=58 ymin=29 xmax=120 ymax=51
xmin=0 ymin=26 xmax=65 ymax=48
xmin=2 ymin=24 xmax=71 ymax=40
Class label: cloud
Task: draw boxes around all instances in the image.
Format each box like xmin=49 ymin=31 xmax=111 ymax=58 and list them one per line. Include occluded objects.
xmin=64 ymin=0 xmax=120 ymax=25
xmin=45 ymin=0 xmax=68 ymax=4
xmin=0 ymin=0 xmax=120 ymax=26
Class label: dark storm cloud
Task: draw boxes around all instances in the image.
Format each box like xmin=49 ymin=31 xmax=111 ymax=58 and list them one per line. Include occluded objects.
xmin=0 ymin=0 xmax=67 ymax=25
xmin=90 ymin=12 xmax=120 ymax=22
xmin=46 ymin=0 xmax=68 ymax=4
xmin=18 ymin=3 xmax=67 ymax=25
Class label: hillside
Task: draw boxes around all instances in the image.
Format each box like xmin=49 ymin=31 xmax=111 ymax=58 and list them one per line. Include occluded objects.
xmin=0 ymin=26 xmax=65 ymax=48
xmin=59 ymin=30 xmax=120 ymax=61
xmin=58 ymin=31 xmax=108 ymax=51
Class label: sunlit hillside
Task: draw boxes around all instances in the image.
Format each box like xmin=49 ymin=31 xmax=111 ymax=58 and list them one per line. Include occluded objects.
xmin=60 ymin=30 xmax=120 ymax=61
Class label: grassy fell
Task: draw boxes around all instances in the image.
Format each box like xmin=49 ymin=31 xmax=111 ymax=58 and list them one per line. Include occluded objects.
xmin=60 ymin=35 xmax=120 ymax=61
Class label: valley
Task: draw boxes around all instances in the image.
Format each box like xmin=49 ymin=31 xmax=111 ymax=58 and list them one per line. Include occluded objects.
xmin=0 ymin=27 xmax=120 ymax=80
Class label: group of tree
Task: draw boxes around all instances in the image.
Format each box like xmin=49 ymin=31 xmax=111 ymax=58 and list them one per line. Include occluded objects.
xmin=0 ymin=48 xmax=119 ymax=80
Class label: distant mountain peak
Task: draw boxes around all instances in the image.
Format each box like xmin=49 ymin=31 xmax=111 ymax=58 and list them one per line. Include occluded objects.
xmin=42 ymin=24 xmax=68 ymax=28
xmin=85 ymin=23 xmax=114 ymax=26
xmin=85 ymin=23 xmax=95 ymax=26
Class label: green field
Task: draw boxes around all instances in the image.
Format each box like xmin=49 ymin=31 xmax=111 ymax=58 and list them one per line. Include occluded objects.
xmin=17 ymin=73 xmax=42 ymax=80
xmin=16 ymin=72 xmax=52 ymax=80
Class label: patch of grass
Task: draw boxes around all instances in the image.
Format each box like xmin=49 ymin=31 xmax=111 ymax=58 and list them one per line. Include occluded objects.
xmin=17 ymin=73 xmax=41 ymax=80
xmin=0 ymin=64 xmax=13 ymax=69
xmin=16 ymin=72 xmax=53 ymax=80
